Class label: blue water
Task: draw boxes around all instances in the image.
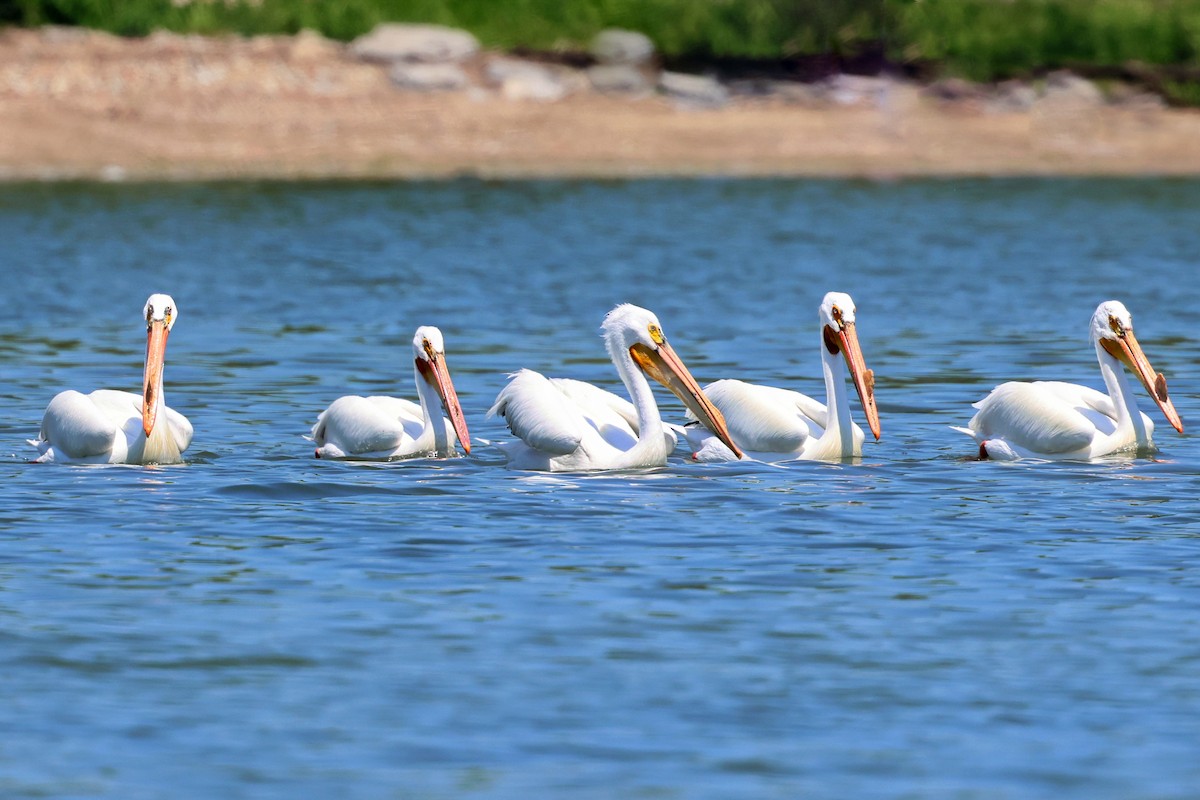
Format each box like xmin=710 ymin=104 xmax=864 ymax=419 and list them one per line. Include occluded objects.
xmin=2 ymin=179 xmax=1199 ymax=798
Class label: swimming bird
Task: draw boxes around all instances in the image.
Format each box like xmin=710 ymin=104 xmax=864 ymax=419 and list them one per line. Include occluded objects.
xmin=487 ymin=304 xmax=742 ymax=471
xmin=684 ymin=291 xmax=881 ymax=462
xmin=312 ymin=326 xmax=471 ymax=459
xmin=953 ymin=300 xmax=1183 ymax=460
xmin=31 ymin=293 xmax=193 ymax=464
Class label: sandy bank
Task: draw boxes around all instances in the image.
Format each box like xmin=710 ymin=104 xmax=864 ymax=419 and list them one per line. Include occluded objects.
xmin=3 ymin=26 xmax=1200 ymax=181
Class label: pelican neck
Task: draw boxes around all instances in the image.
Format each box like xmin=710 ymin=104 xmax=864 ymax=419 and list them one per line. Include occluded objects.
xmin=818 ymin=336 xmax=856 ymax=454
xmin=609 ymin=340 xmax=668 ymax=464
xmin=1095 ymin=339 xmax=1149 ymax=443
xmin=412 ymin=359 xmax=451 ymax=454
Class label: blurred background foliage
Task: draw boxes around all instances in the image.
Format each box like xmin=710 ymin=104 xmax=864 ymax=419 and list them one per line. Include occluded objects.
xmin=2 ymin=0 xmax=1200 ymax=84
xmin=897 ymin=0 xmax=1200 ymax=80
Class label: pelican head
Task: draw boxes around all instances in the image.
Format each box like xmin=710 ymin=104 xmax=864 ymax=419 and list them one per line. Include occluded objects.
xmin=412 ymin=325 xmax=472 ymax=454
xmin=818 ymin=291 xmax=881 ymax=441
xmin=141 ymin=293 xmax=177 ymax=437
xmin=603 ymin=304 xmax=742 ymax=458
xmin=1091 ymin=300 xmax=1183 ymax=433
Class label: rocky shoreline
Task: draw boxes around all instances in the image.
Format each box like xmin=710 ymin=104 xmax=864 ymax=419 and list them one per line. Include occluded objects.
xmin=3 ymin=23 xmax=1200 ymax=180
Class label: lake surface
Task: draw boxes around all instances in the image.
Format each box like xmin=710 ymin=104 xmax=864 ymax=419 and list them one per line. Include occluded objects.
xmin=2 ymin=178 xmax=1199 ymax=799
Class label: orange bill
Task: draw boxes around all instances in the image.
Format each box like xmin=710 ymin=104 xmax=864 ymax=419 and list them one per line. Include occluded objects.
xmin=630 ymin=339 xmax=743 ymax=459
xmin=1101 ymin=329 xmax=1184 ymax=433
xmin=418 ymin=347 xmax=472 ymax=454
xmin=832 ymin=321 xmax=881 ymax=441
xmin=142 ymin=319 xmax=169 ymax=436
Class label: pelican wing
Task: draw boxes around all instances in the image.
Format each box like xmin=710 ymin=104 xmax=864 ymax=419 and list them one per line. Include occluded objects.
xmin=487 ymin=370 xmax=586 ymax=456
xmin=162 ymin=405 xmax=195 ymax=453
xmin=969 ymin=381 xmax=1097 ymax=454
xmin=38 ymin=389 xmax=125 ymax=458
xmin=87 ymin=389 xmax=143 ymax=423
xmin=551 ymin=377 xmax=681 ymax=449
xmin=90 ymin=388 xmax=192 ymax=460
xmin=791 ymin=392 xmax=829 ymax=431
xmin=549 ymin=377 xmax=641 ymax=449
xmin=312 ymin=395 xmax=423 ymax=454
xmin=1033 ymin=381 xmax=1121 ymax=432
xmin=365 ymin=395 xmax=425 ymax=425
xmin=694 ymin=379 xmax=813 ymax=452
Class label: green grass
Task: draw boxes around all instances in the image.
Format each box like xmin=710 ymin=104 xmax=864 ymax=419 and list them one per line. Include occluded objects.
xmin=0 ymin=0 xmax=888 ymax=56
xmin=3 ymin=0 xmax=1200 ymax=86
xmin=895 ymin=0 xmax=1200 ymax=81
xmin=1162 ymin=77 xmax=1200 ymax=104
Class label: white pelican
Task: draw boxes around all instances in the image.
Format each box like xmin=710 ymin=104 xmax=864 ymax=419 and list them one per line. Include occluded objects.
xmin=30 ymin=293 xmax=193 ymax=465
xmin=312 ymin=326 xmax=471 ymax=459
xmin=684 ymin=291 xmax=881 ymax=462
xmin=487 ymin=304 xmax=742 ymax=471
xmin=953 ymin=300 xmax=1184 ymax=460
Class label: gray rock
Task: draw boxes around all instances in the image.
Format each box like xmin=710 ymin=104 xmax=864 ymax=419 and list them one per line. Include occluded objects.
xmin=772 ymin=81 xmax=830 ymax=106
xmin=1107 ymin=83 xmax=1166 ymax=109
xmin=590 ymin=28 xmax=656 ymax=65
xmin=586 ymin=64 xmax=651 ymax=95
xmin=725 ymin=78 xmax=774 ymax=98
xmin=349 ymin=23 xmax=479 ymax=64
xmin=819 ymin=74 xmax=894 ymax=107
xmin=924 ymin=77 xmax=986 ymax=103
xmin=388 ymin=62 xmax=470 ymax=92
xmin=1041 ymin=71 xmax=1103 ymax=106
xmin=485 ymin=58 xmax=569 ymax=102
xmin=987 ymin=80 xmax=1038 ymax=112
xmin=658 ymin=71 xmax=728 ymax=109
xmin=727 ymin=78 xmax=827 ymax=106
xmin=483 ymin=58 xmax=535 ymax=83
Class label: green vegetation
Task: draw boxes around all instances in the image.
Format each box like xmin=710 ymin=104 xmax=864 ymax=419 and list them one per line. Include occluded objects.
xmin=0 ymin=0 xmax=886 ymax=55
xmin=895 ymin=0 xmax=1200 ymax=81
xmin=3 ymin=0 xmax=1200 ymax=88
xmin=1163 ymin=77 xmax=1200 ymax=104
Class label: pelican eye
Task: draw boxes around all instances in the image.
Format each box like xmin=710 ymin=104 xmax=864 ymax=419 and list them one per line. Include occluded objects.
xmin=648 ymin=325 xmax=665 ymax=345
xmin=831 ymin=306 xmax=845 ymax=329
xmin=1109 ymin=315 xmax=1127 ymax=338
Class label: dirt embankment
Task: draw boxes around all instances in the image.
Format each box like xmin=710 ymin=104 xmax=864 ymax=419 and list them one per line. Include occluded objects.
xmin=3 ymin=26 xmax=1200 ymax=181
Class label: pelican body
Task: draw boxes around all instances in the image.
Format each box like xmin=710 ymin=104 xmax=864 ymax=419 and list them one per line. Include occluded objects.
xmin=685 ymin=292 xmax=881 ymax=462
xmin=312 ymin=326 xmax=471 ymax=459
xmin=488 ymin=304 xmax=742 ymax=471
xmin=954 ymin=300 xmax=1183 ymax=460
xmin=31 ymin=293 xmax=192 ymax=465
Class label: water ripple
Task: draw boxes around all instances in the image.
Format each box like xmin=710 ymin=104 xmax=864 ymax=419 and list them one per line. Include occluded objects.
xmin=1 ymin=178 xmax=1199 ymax=799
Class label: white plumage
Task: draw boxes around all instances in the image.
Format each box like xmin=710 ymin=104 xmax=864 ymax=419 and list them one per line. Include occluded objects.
xmin=685 ymin=291 xmax=881 ymax=462
xmin=488 ymin=304 xmax=740 ymax=471
xmin=954 ymin=300 xmax=1183 ymax=460
xmin=312 ymin=326 xmax=471 ymax=459
xmin=30 ymin=293 xmax=192 ymax=465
